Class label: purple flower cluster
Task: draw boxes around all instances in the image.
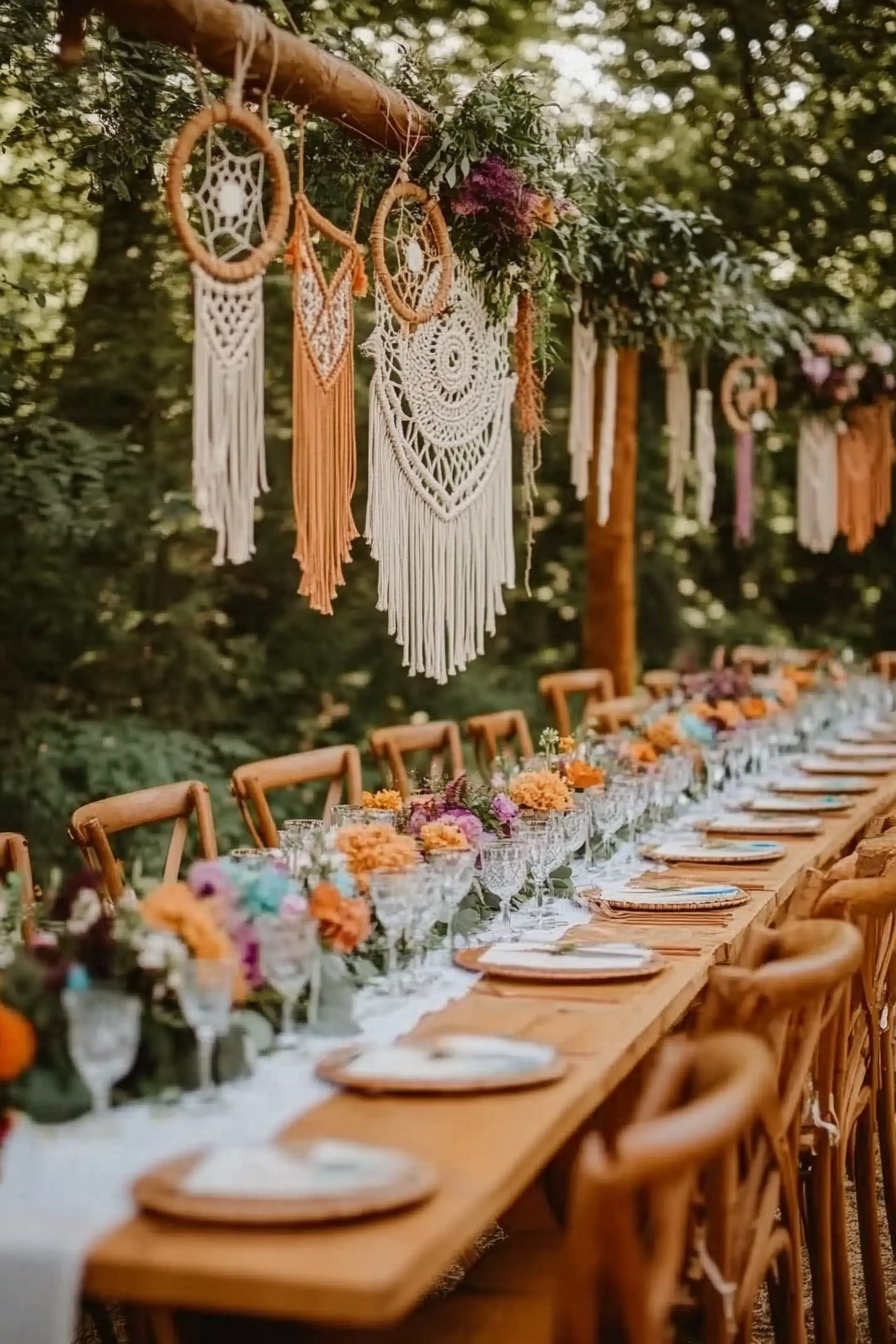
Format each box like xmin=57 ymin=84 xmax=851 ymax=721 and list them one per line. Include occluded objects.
xmin=450 ymin=154 xmax=551 ymax=247
xmin=403 ymin=772 xmax=518 ymax=841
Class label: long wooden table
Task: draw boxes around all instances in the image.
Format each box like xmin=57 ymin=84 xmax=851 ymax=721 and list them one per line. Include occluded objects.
xmin=83 ymin=775 xmax=896 ymax=1327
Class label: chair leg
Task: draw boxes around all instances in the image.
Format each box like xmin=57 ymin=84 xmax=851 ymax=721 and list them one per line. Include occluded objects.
xmin=83 ymin=1301 xmax=120 ymax=1344
xmin=878 ymin=1036 xmax=896 ymax=1259
xmin=854 ymin=1108 xmax=891 ymax=1344
xmin=804 ymin=1151 xmax=838 ymax=1344
xmin=831 ymin=1148 xmax=857 ymax=1344
xmin=766 ymin=1243 xmax=806 ymax=1344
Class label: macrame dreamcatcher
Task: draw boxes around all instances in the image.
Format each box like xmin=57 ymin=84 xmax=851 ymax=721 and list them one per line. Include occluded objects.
xmin=661 ymin=342 xmax=692 ymax=515
xmin=796 ymin=416 xmax=838 ymax=554
xmin=568 ymin=304 xmax=598 ymax=502
xmin=167 ymin=27 xmax=289 ymax=565
xmin=284 ymin=128 xmax=367 ymax=613
xmin=720 ymin=355 xmax=777 ymax=545
xmin=365 ymin=181 xmax=516 ymax=683
xmin=595 ymin=344 xmax=619 ymax=525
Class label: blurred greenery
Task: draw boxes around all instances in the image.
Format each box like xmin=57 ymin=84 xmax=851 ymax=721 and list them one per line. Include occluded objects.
xmin=2 ymin=0 xmax=896 ymax=876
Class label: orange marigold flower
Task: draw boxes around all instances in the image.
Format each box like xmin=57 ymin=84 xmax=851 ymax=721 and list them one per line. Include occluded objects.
xmin=0 ymin=1002 xmax=36 ymax=1082
xmin=740 ymin=696 xmax=768 ymax=720
xmin=418 ymin=821 xmax=470 ymax=852
xmin=141 ymin=882 xmax=246 ymax=1003
xmin=558 ymin=735 xmax=576 ymax=755
xmin=508 ymin=769 xmax=572 ymax=813
xmin=564 ymin=761 xmax=605 ymax=790
xmin=626 ymin=740 xmax=659 ymax=768
xmin=308 ymin=881 xmax=371 ymax=955
xmin=644 ymin=715 xmax=686 ymax=753
xmin=335 ymin=825 xmax=419 ymax=893
xmin=361 ymin=789 xmax=403 ymax=813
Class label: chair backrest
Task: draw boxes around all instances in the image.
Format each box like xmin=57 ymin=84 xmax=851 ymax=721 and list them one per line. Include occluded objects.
xmin=69 ymin=781 xmax=218 ymax=901
xmin=641 ymin=669 xmax=680 ymax=701
xmin=369 ymin=721 xmax=464 ymax=799
xmin=466 ymin=710 xmax=534 ymax=777
xmin=694 ymin=917 xmax=863 ymax=1344
xmin=538 ymin=669 xmax=616 ymax=739
xmin=230 ymin=746 xmax=363 ymax=847
xmin=874 ymin=651 xmax=896 ymax=680
xmin=555 ymin=1031 xmax=776 ymax=1344
xmin=0 ymin=832 xmax=36 ymax=936
xmin=591 ymin=694 xmax=647 ymax=734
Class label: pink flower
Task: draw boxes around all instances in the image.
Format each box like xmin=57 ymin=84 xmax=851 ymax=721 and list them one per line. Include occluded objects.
xmin=814 ymin=333 xmax=851 ymax=358
xmin=801 ymin=353 xmax=831 ymax=387
xmin=490 ymin=793 xmax=519 ymax=826
xmin=232 ymin=923 xmax=263 ymax=990
xmin=441 ymin=808 xmax=484 ymax=849
xmin=187 ymin=860 xmax=236 ymax=903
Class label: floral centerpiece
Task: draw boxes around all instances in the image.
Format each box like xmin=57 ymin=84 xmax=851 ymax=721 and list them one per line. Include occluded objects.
xmin=507 ymin=769 xmax=572 ymax=813
xmin=0 ymin=870 xmax=250 ymax=1123
xmin=336 ymin=824 xmax=419 ymax=892
xmin=400 ymin=773 xmax=519 ymax=844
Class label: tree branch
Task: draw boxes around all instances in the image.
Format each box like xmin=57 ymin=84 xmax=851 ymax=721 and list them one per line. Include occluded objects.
xmin=60 ymin=0 xmax=432 ymax=154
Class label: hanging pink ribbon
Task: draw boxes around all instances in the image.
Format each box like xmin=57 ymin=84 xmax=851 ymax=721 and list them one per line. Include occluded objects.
xmin=734 ymin=429 xmax=754 ymax=544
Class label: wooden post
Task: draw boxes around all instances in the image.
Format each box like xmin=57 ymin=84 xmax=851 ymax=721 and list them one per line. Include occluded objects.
xmin=583 ymin=347 xmax=640 ymax=696
xmin=60 ymin=0 xmax=430 ymax=153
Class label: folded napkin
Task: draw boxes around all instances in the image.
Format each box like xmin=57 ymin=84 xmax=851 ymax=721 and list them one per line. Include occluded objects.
xmin=480 ymin=942 xmax=651 ymax=973
xmin=342 ymin=1036 xmax=552 ymax=1082
xmin=183 ymin=1140 xmax=405 ymax=1199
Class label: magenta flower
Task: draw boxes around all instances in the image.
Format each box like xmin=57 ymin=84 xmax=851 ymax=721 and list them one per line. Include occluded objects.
xmin=187 ymin=860 xmax=236 ymax=904
xmin=232 ymin=923 xmax=264 ymax=990
xmin=441 ymin=808 xmax=484 ymax=849
xmin=450 ymin=155 xmax=538 ymax=246
xmin=490 ymin=793 xmax=519 ymax=826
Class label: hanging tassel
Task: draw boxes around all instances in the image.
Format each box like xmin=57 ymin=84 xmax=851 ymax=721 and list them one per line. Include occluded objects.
xmin=838 ymin=410 xmax=875 ymax=554
xmin=514 ymin=289 xmax=544 ymax=593
xmin=797 ymin=415 xmax=839 ymax=553
xmin=568 ymin=312 xmax=598 ymax=501
xmin=694 ymin=388 xmax=717 ymax=527
xmin=596 ymin=345 xmax=619 ymax=525
xmin=874 ymin=395 xmax=894 ymax=527
xmin=662 ymin=342 xmax=692 ymax=514
xmin=734 ymin=429 xmax=754 ymax=545
xmin=192 ymin=265 xmax=267 ymax=565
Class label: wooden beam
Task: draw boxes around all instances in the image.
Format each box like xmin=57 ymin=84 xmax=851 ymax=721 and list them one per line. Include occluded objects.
xmin=583 ymin=348 xmax=640 ymax=696
xmin=61 ymin=0 xmax=431 ymax=154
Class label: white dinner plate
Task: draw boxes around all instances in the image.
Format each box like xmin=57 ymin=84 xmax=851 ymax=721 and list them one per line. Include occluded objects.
xmin=643 ymin=838 xmax=785 ymax=864
xmin=700 ymin=812 xmax=822 ymax=836
xmin=744 ymin=793 xmax=852 ymax=814
xmin=800 ymin=756 xmax=896 ymax=776
xmin=770 ymin=776 xmax=875 ymax=795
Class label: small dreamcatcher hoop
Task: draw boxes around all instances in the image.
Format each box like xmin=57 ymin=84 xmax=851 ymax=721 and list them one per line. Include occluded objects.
xmin=369 ymin=181 xmax=453 ymax=326
xmin=166 ymin=101 xmax=291 ymax=282
xmin=720 ymin=355 xmax=777 ymax=545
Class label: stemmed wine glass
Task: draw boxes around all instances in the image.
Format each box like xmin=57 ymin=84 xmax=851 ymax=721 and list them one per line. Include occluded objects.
xmin=176 ymin=959 xmax=235 ymax=1108
xmin=63 ymin=987 xmax=142 ymax=1121
xmin=518 ymin=815 xmax=565 ymax=928
xmin=368 ymin=869 xmax=417 ymax=994
xmin=428 ymin=848 xmax=476 ymax=959
xmin=280 ymin=819 xmax=325 ymax=877
xmin=331 ymin=804 xmax=364 ymax=827
xmin=480 ymin=837 xmax=529 ymax=940
xmin=256 ymin=913 xmax=318 ymax=1049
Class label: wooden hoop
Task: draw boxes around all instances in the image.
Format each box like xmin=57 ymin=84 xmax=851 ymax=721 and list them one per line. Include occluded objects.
xmin=369 ymin=181 xmax=452 ymax=326
xmin=166 ymin=101 xmax=291 ymax=282
xmin=720 ymin=355 xmax=778 ymax=433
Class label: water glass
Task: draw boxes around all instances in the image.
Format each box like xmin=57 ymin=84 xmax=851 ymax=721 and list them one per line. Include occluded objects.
xmin=480 ymin=838 xmax=528 ymax=939
xmin=428 ymin=848 xmax=476 ymax=956
xmin=176 ymin=959 xmax=235 ymax=1108
xmin=331 ymin=804 xmax=365 ymax=828
xmin=63 ymin=988 xmax=142 ymax=1118
xmin=561 ymin=799 xmax=590 ymax=861
xmin=517 ymin=815 xmax=564 ymax=928
xmin=360 ymin=809 xmax=398 ymax=828
xmin=368 ymin=869 xmax=417 ymax=993
xmin=256 ymin=913 xmax=318 ymax=1049
xmin=403 ymin=868 xmax=444 ymax=981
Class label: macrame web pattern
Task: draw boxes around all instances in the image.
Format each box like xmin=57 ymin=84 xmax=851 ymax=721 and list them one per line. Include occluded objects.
xmin=365 ymin=262 xmax=516 ymax=683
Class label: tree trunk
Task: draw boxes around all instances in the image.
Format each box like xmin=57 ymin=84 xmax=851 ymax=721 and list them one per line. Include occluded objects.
xmin=583 ymin=347 xmax=639 ymax=695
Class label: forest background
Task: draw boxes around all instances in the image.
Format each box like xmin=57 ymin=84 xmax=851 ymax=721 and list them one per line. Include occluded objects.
xmin=2 ymin=0 xmax=896 ymax=871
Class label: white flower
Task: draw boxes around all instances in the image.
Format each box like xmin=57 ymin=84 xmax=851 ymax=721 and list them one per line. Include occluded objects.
xmin=119 ymin=886 xmax=140 ymax=912
xmin=864 ymin=340 xmax=893 ymax=367
xmin=68 ymin=888 xmax=103 ymax=935
xmin=0 ymin=944 xmax=14 ymax=969
xmin=135 ymin=928 xmax=188 ymax=972
xmin=751 ymin=410 xmax=772 ymax=432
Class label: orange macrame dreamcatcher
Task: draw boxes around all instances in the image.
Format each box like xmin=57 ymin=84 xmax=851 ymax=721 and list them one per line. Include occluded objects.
xmin=284 ymin=133 xmax=367 ymax=615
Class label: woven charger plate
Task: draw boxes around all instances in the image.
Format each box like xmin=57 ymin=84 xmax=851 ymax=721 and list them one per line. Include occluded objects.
xmin=579 ymin=883 xmax=748 ymax=913
xmin=770 ymin=777 xmax=875 ymax=795
xmin=133 ymin=1143 xmax=437 ymax=1226
xmin=316 ymin=1039 xmax=566 ymax=1095
xmin=801 ymin=756 xmax=896 ymax=776
xmin=642 ymin=840 xmax=785 ymax=864
xmin=696 ymin=814 xmax=822 ymax=837
xmin=454 ymin=944 xmax=665 ymax=983
xmin=744 ymin=794 xmax=852 ymax=814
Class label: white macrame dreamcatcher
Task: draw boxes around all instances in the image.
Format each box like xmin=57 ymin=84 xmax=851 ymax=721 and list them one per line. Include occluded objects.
xmin=797 ymin=415 xmax=839 ymax=553
xmin=662 ymin=341 xmax=692 ymax=515
xmin=366 ymin=182 xmax=516 ymax=683
xmin=693 ymin=387 xmax=717 ymax=528
xmin=166 ymin=20 xmax=289 ymax=565
xmin=568 ymin=306 xmax=598 ymax=501
xmin=596 ymin=344 xmax=619 ymax=525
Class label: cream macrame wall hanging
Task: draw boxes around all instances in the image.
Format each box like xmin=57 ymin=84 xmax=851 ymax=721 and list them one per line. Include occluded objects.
xmin=365 ymin=181 xmax=516 ymax=684
xmin=568 ymin=304 xmax=598 ymax=501
xmin=693 ymin=383 xmax=717 ymax=528
xmin=284 ymin=130 xmax=367 ymax=614
xmin=596 ymin=343 xmax=619 ymax=525
xmin=796 ymin=415 xmax=838 ymax=554
xmin=661 ymin=341 xmax=692 ymax=514
xmin=166 ymin=25 xmax=289 ymax=565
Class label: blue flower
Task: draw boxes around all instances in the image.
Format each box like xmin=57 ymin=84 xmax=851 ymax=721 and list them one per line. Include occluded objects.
xmin=66 ymin=964 xmax=91 ymax=991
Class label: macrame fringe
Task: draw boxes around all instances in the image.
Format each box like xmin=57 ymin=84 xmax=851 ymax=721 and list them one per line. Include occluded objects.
xmin=874 ymin=396 xmax=894 ymax=526
xmin=663 ymin=343 xmax=692 ymax=514
xmin=694 ymin=388 xmax=716 ymax=527
xmin=596 ymin=345 xmax=619 ymax=525
xmin=568 ymin=314 xmax=598 ymax=501
xmin=514 ymin=289 xmax=544 ymax=591
xmin=734 ymin=429 xmax=754 ymax=545
xmin=838 ymin=409 xmax=875 ymax=554
xmin=797 ymin=415 xmax=838 ymax=554
xmin=366 ymin=380 xmax=515 ymax=684
xmin=192 ymin=265 xmax=267 ymax=565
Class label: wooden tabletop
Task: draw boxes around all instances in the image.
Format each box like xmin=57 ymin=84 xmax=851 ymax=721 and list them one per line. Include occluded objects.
xmin=83 ymin=774 xmax=896 ymax=1326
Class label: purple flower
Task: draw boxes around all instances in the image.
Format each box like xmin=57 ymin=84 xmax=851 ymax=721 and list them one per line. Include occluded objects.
xmin=801 ymin=353 xmax=832 ymax=387
xmin=490 ymin=793 xmax=519 ymax=826
xmin=232 ymin=923 xmax=264 ymax=990
xmin=441 ymin=808 xmax=484 ymax=849
xmin=450 ymin=155 xmax=536 ymax=246
xmin=187 ymin=860 xmax=236 ymax=903
xmin=442 ymin=773 xmax=470 ymax=810
xmin=405 ymin=802 xmax=437 ymax=836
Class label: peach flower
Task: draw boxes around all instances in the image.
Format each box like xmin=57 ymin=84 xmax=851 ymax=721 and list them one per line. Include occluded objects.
xmin=308 ymin=881 xmax=371 ymax=955
xmin=558 ymin=735 xmax=576 ymax=754
xmin=335 ymin=825 xmax=418 ymax=893
xmin=508 ymin=769 xmax=572 ymax=812
xmin=140 ymin=883 xmax=246 ymax=1002
xmin=645 ymin=715 xmax=686 ymax=753
xmin=626 ymin=740 xmax=659 ymax=768
xmin=418 ymin=821 xmax=470 ymax=852
xmin=361 ymin=789 xmax=403 ymax=813
xmin=564 ymin=761 xmax=605 ymax=790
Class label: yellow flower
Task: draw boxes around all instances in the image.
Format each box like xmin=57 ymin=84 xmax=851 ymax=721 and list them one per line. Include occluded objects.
xmin=508 ymin=769 xmax=572 ymax=813
xmin=418 ymin=821 xmax=470 ymax=852
xmin=361 ymin=789 xmax=403 ymax=813
xmin=335 ymin=825 xmax=419 ymax=893
xmin=558 ymin=735 xmax=576 ymax=754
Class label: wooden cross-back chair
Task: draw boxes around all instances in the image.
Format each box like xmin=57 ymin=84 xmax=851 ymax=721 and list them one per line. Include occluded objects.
xmin=466 ymin=710 xmax=534 ymax=778
xmin=590 ymin=695 xmax=647 ymax=735
xmin=303 ymin=1032 xmax=775 ymax=1344
xmin=641 ymin=668 xmax=680 ymax=701
xmin=230 ymin=746 xmax=363 ymax=846
xmin=874 ymin=650 xmax=896 ymax=680
xmin=695 ymin=917 xmax=864 ymax=1344
xmin=795 ymin=836 xmax=896 ymax=1344
xmin=0 ymin=832 xmax=36 ymax=936
xmin=369 ymin=721 xmax=464 ymax=799
xmin=537 ymin=668 xmax=615 ymax=739
xmin=69 ymin=781 xmax=218 ymax=902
